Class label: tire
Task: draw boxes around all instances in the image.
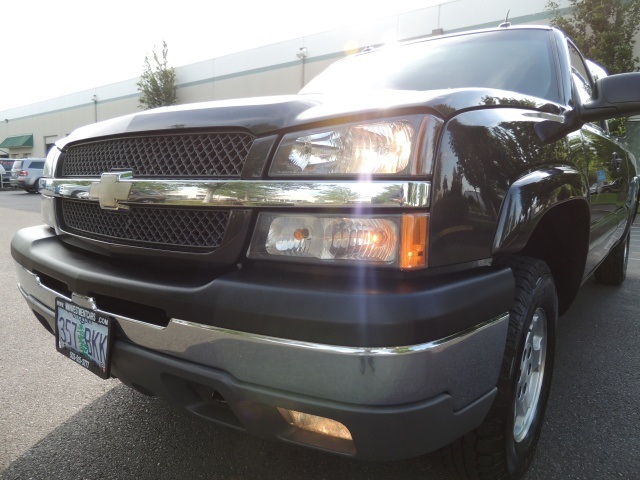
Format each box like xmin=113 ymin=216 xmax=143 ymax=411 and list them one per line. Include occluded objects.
xmin=443 ymin=256 xmax=558 ymax=480
xmin=27 ymin=180 xmax=41 ymax=194
xmin=594 ymin=229 xmax=630 ymax=285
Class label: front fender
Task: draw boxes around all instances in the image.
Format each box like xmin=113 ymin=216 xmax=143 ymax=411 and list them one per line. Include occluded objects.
xmin=492 ymin=167 xmax=588 ymax=255
xmin=430 ymin=107 xmax=584 ymax=267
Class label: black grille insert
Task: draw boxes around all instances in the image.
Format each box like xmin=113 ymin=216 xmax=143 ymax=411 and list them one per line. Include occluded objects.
xmin=61 ymin=200 xmax=230 ymax=253
xmin=60 ymin=132 xmax=255 ymax=177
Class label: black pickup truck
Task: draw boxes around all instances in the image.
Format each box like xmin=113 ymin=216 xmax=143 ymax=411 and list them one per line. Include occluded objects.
xmin=11 ymin=25 xmax=640 ymax=479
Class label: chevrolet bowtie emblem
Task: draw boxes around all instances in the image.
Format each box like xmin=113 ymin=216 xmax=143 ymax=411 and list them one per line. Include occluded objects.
xmin=90 ymin=171 xmax=133 ymax=210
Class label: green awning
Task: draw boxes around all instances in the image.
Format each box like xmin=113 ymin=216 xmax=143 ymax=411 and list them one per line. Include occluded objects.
xmin=0 ymin=134 xmax=33 ymax=148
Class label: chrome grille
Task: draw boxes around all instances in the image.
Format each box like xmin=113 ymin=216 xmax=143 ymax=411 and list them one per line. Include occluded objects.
xmin=60 ymin=132 xmax=254 ymax=177
xmin=60 ymin=200 xmax=230 ymax=253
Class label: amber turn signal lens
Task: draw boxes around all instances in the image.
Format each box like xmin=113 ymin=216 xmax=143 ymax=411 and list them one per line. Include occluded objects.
xmin=400 ymin=214 xmax=428 ymax=269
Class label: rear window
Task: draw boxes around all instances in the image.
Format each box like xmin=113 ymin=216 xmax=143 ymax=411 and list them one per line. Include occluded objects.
xmin=303 ymin=29 xmax=561 ymax=103
xmin=12 ymin=161 xmax=23 ymax=170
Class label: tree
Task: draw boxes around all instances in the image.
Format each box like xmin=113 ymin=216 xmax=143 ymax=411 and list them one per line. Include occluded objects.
xmin=546 ymin=0 xmax=640 ymax=74
xmin=137 ymin=41 xmax=177 ymax=110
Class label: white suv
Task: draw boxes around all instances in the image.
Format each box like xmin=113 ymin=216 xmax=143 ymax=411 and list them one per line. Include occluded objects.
xmin=10 ymin=158 xmax=45 ymax=192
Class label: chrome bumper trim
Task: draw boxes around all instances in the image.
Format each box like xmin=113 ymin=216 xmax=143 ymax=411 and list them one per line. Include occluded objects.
xmin=171 ymin=316 xmax=506 ymax=356
xmin=16 ymin=265 xmax=508 ymax=408
xmin=40 ymin=178 xmax=431 ymax=209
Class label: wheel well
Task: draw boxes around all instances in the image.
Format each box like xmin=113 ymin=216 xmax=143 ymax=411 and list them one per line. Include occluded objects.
xmin=518 ymin=200 xmax=589 ymax=315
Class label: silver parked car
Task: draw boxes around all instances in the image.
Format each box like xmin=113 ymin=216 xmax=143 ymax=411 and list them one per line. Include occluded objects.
xmin=0 ymin=159 xmax=14 ymax=186
xmin=10 ymin=158 xmax=46 ymax=193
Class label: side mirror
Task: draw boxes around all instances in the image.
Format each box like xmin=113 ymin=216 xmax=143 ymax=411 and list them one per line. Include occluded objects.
xmin=578 ymin=72 xmax=640 ymax=122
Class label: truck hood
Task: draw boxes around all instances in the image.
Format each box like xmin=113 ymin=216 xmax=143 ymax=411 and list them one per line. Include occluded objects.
xmin=58 ymin=88 xmax=561 ymax=149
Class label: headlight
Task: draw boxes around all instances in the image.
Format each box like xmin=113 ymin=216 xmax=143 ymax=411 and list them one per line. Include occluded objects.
xmin=248 ymin=213 xmax=428 ymax=269
xmin=270 ymin=116 xmax=437 ymax=176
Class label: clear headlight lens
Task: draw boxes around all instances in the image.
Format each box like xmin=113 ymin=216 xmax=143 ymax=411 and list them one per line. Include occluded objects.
xmin=248 ymin=213 xmax=428 ymax=269
xmin=270 ymin=118 xmax=419 ymax=176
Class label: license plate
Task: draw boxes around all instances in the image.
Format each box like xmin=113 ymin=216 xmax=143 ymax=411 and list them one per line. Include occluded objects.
xmin=55 ymin=298 xmax=113 ymax=379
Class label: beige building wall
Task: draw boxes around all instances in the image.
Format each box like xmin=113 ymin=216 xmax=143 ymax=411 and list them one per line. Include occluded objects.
xmin=6 ymin=0 xmax=628 ymax=159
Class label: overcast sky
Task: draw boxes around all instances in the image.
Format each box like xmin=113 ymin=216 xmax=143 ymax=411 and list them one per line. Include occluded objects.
xmin=1 ymin=0 xmax=446 ymax=111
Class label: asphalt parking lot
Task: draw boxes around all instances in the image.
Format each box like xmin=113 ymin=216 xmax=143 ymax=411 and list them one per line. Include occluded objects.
xmin=0 ymin=189 xmax=638 ymax=479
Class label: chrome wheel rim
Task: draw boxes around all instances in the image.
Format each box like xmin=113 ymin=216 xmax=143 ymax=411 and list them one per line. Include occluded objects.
xmin=513 ymin=307 xmax=547 ymax=443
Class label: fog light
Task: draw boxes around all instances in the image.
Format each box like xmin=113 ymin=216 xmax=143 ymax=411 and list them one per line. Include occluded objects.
xmin=278 ymin=408 xmax=352 ymax=441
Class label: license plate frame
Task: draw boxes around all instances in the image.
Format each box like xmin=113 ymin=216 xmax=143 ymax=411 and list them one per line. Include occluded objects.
xmin=54 ymin=297 xmax=113 ymax=379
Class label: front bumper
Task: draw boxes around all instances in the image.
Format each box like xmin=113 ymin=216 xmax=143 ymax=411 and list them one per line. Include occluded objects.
xmin=17 ymin=177 xmax=37 ymax=189
xmin=12 ymin=225 xmax=514 ymax=460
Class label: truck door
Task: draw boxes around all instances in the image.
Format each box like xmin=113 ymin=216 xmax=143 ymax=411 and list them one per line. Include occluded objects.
xmin=568 ymin=41 xmax=630 ymax=272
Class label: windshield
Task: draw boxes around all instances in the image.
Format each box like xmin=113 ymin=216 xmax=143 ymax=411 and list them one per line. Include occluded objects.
xmin=302 ymin=29 xmax=561 ymax=103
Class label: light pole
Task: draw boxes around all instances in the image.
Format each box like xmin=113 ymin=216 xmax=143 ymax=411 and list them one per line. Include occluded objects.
xmin=91 ymin=95 xmax=98 ymax=123
xmin=296 ymin=47 xmax=308 ymax=89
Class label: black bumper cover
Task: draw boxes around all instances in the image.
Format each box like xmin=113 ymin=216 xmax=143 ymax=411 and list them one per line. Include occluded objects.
xmin=111 ymin=339 xmax=497 ymax=460
xmin=11 ymin=226 xmax=514 ymax=347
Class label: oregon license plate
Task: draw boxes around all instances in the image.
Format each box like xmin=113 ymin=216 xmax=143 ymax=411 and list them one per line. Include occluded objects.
xmin=55 ymin=298 xmax=113 ymax=379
